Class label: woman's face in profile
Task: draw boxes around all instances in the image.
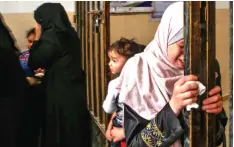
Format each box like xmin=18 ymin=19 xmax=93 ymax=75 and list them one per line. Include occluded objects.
xmin=167 ymin=39 xmax=184 ymax=69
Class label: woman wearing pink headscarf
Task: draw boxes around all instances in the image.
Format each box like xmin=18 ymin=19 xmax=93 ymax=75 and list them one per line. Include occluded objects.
xmin=111 ymin=2 xmax=227 ymax=147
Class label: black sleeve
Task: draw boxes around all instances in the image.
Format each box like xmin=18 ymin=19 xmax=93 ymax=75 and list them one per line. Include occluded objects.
xmin=28 ymin=30 xmax=61 ymax=70
xmin=214 ymin=59 xmax=228 ymax=146
xmin=0 ymin=48 xmax=29 ymax=98
xmin=124 ymin=103 xmax=184 ymax=147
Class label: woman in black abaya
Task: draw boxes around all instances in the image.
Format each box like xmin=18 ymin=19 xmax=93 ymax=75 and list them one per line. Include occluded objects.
xmin=28 ymin=3 xmax=91 ymax=147
xmin=0 ymin=15 xmax=31 ymax=147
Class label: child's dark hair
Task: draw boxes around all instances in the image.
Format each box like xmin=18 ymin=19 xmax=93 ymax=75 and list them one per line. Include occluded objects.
xmin=26 ymin=28 xmax=35 ymax=38
xmin=108 ymin=37 xmax=145 ymax=59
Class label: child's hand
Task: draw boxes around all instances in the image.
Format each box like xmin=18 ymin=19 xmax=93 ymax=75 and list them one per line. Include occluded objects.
xmin=105 ymin=120 xmax=113 ymax=141
xmin=105 ymin=127 xmax=113 ymax=141
xmin=26 ymin=77 xmax=37 ymax=85
xmin=111 ymin=127 xmax=125 ymax=142
xmin=169 ymin=75 xmax=199 ymax=116
xmin=202 ymin=86 xmax=223 ymax=114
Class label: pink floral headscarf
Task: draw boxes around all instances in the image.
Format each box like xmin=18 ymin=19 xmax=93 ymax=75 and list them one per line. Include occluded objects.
xmin=118 ymin=2 xmax=184 ymax=122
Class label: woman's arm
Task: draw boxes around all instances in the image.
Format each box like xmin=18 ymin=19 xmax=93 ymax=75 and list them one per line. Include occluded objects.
xmin=124 ymin=75 xmax=199 ymax=147
xmin=124 ymin=103 xmax=184 ymax=147
xmin=28 ymin=30 xmax=60 ymax=70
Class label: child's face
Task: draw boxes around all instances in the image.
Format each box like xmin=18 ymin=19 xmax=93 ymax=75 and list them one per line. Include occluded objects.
xmin=167 ymin=39 xmax=184 ymax=69
xmin=108 ymin=50 xmax=127 ymax=75
xmin=27 ymin=34 xmax=35 ymax=49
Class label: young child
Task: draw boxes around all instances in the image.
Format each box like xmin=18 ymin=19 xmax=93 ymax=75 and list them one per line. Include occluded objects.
xmin=19 ymin=27 xmax=44 ymax=85
xmin=19 ymin=28 xmax=35 ymax=74
xmin=102 ymin=37 xmax=145 ymax=147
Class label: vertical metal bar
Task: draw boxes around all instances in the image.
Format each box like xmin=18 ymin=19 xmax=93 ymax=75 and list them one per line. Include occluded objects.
xmin=86 ymin=2 xmax=90 ymax=110
xmin=81 ymin=1 xmax=85 ymax=70
xmin=230 ymin=1 xmax=233 ymax=147
xmin=94 ymin=1 xmax=100 ymax=120
xmin=83 ymin=2 xmax=86 ymax=72
xmin=79 ymin=2 xmax=83 ymax=59
xmin=96 ymin=1 xmax=103 ymax=124
xmin=189 ymin=2 xmax=204 ymax=146
xmin=205 ymin=2 xmax=216 ymax=147
xmin=76 ymin=2 xmax=80 ymax=38
xmin=183 ymin=3 xmax=191 ymax=146
xmin=89 ymin=2 xmax=95 ymax=113
xmin=103 ymin=1 xmax=111 ymax=127
xmin=84 ymin=2 xmax=89 ymax=108
xmin=184 ymin=2 xmax=216 ymax=146
xmin=92 ymin=1 xmax=97 ymax=116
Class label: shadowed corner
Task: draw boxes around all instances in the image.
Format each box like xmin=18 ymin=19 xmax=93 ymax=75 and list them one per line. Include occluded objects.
xmin=0 ymin=12 xmax=21 ymax=55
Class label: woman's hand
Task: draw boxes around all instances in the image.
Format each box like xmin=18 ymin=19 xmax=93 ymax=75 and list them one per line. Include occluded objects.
xmin=169 ymin=75 xmax=199 ymax=116
xmin=34 ymin=68 xmax=45 ymax=78
xmin=202 ymin=86 xmax=223 ymax=114
xmin=111 ymin=127 xmax=125 ymax=142
xmin=35 ymin=24 xmax=41 ymax=40
xmin=34 ymin=68 xmax=44 ymax=73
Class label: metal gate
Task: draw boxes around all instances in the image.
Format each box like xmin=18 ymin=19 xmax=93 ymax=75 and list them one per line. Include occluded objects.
xmin=75 ymin=1 xmax=110 ymax=133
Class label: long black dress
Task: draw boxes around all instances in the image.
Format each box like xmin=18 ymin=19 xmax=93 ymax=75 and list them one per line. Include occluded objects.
xmin=0 ymin=48 xmax=31 ymax=147
xmin=28 ymin=3 xmax=91 ymax=147
xmin=0 ymin=16 xmax=33 ymax=147
xmin=124 ymin=60 xmax=227 ymax=147
xmin=0 ymin=48 xmax=32 ymax=147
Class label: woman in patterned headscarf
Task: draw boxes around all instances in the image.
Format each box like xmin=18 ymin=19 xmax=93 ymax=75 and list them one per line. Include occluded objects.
xmin=114 ymin=2 xmax=227 ymax=146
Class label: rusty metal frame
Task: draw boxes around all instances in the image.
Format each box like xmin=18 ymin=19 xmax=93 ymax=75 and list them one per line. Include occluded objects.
xmin=184 ymin=2 xmax=216 ymax=146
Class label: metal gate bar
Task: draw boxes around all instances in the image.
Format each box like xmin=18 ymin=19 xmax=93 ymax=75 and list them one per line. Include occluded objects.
xmin=184 ymin=2 xmax=216 ymax=146
xmin=91 ymin=1 xmax=97 ymax=116
xmin=75 ymin=1 xmax=115 ymax=133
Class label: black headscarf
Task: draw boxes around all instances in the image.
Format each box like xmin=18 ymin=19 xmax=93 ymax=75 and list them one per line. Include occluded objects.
xmin=33 ymin=3 xmax=82 ymax=67
xmin=34 ymin=3 xmax=72 ymax=32
xmin=0 ymin=13 xmax=20 ymax=55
